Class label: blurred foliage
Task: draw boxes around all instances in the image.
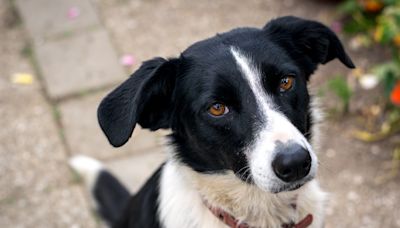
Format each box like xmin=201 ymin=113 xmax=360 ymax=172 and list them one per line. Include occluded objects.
xmin=327 ymin=76 xmax=353 ymax=113
xmin=338 ymin=0 xmax=400 ymax=101
xmin=337 ymin=0 xmax=400 ymax=170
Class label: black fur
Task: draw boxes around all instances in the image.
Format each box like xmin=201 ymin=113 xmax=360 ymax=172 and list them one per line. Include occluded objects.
xmin=93 ymin=170 xmax=130 ymax=225
xmin=97 ymin=58 xmax=178 ymax=147
xmin=95 ymin=16 xmax=355 ymax=227
xmin=111 ymin=166 xmax=163 ymax=228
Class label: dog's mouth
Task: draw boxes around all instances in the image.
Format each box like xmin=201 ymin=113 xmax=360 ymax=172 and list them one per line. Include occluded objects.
xmin=270 ymin=175 xmax=314 ymax=193
xmin=235 ymin=169 xmax=314 ymax=194
xmin=281 ymin=182 xmax=304 ymax=192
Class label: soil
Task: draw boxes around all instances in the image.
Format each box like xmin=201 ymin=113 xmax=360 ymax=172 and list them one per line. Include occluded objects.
xmin=94 ymin=0 xmax=400 ymax=227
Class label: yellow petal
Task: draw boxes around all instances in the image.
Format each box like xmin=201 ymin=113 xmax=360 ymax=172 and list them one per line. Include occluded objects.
xmin=11 ymin=73 xmax=34 ymax=85
xmin=349 ymin=68 xmax=364 ymax=78
xmin=374 ymin=26 xmax=383 ymax=42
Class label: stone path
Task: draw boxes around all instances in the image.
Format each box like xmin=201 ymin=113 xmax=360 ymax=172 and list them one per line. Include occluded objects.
xmin=1 ymin=0 xmax=166 ymax=227
xmin=16 ymin=0 xmax=124 ymax=100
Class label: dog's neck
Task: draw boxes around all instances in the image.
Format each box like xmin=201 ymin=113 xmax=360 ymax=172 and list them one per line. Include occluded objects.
xmin=158 ymin=160 xmax=327 ymax=228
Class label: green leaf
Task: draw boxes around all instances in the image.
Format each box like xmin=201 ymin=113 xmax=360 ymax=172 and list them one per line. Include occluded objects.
xmin=327 ymin=76 xmax=353 ymax=110
xmin=372 ymin=62 xmax=400 ymax=79
xmin=379 ymin=21 xmax=396 ymax=43
xmin=383 ymin=0 xmax=399 ymax=6
xmin=371 ymin=61 xmax=400 ymax=96
xmin=383 ymin=71 xmax=397 ymax=96
xmin=338 ymin=0 xmax=361 ymax=14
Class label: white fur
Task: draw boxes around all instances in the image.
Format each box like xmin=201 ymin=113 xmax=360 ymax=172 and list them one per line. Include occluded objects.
xmin=69 ymin=155 xmax=104 ymax=190
xmin=158 ymin=159 xmax=327 ymax=228
xmin=230 ymin=47 xmax=318 ymax=193
xmin=309 ymin=96 xmax=325 ymax=153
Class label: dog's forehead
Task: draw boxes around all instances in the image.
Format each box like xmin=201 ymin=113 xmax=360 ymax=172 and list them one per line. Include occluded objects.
xmin=176 ymin=28 xmax=301 ymax=106
xmin=181 ymin=28 xmax=293 ymax=74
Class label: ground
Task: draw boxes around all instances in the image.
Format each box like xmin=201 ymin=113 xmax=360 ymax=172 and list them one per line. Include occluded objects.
xmin=0 ymin=0 xmax=399 ymax=227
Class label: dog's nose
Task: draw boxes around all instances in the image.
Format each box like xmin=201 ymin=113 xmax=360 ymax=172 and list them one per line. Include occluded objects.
xmin=272 ymin=143 xmax=311 ymax=182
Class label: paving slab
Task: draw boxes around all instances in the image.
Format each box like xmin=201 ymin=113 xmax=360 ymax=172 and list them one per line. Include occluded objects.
xmin=0 ymin=77 xmax=70 ymax=201
xmin=97 ymin=0 xmax=337 ymax=65
xmin=34 ymin=28 xmax=125 ymax=99
xmin=15 ymin=0 xmax=100 ymax=41
xmin=0 ymin=2 xmax=97 ymax=225
xmin=0 ymin=186 xmax=97 ymax=228
xmin=60 ymin=91 xmax=165 ymax=160
xmin=107 ymin=147 xmax=167 ymax=193
xmin=0 ymin=73 xmax=98 ymax=228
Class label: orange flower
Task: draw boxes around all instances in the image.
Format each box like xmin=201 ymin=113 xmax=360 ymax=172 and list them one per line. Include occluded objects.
xmin=394 ymin=34 xmax=400 ymax=47
xmin=363 ymin=0 xmax=384 ymax=13
xmin=391 ymin=81 xmax=400 ymax=106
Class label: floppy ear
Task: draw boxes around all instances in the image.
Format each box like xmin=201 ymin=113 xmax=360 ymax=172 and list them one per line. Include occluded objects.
xmin=264 ymin=16 xmax=355 ymax=76
xmin=98 ymin=57 xmax=178 ymax=147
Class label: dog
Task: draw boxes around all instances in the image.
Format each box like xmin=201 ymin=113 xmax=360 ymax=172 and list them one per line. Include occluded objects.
xmin=70 ymin=16 xmax=354 ymax=228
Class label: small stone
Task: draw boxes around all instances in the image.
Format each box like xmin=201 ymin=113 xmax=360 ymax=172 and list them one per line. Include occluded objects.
xmin=349 ymin=37 xmax=362 ymax=50
xmin=282 ymin=0 xmax=294 ymax=7
xmin=347 ymin=191 xmax=359 ymax=201
xmin=359 ymin=74 xmax=379 ymax=90
xmin=353 ymin=175 xmax=364 ymax=185
xmin=370 ymin=145 xmax=380 ymax=155
xmin=326 ymin=149 xmax=336 ymax=158
xmin=361 ymin=216 xmax=372 ymax=225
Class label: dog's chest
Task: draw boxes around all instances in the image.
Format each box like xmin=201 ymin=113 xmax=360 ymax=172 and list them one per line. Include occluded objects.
xmin=157 ymin=161 xmax=326 ymax=228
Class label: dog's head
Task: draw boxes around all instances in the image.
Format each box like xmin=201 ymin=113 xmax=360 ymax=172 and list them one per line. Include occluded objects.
xmin=98 ymin=16 xmax=354 ymax=193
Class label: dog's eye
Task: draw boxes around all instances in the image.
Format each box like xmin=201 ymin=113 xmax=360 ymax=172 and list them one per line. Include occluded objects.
xmin=279 ymin=76 xmax=294 ymax=92
xmin=208 ymin=103 xmax=229 ymax=117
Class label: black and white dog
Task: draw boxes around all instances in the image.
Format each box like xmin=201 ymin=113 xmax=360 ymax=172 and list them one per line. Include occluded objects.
xmin=70 ymin=16 xmax=354 ymax=228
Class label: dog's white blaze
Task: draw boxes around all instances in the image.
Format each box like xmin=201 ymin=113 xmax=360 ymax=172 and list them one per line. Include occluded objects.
xmin=230 ymin=48 xmax=271 ymax=117
xmin=230 ymin=47 xmax=318 ymax=192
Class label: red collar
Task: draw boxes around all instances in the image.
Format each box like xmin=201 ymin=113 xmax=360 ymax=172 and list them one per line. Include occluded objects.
xmin=206 ymin=203 xmax=313 ymax=228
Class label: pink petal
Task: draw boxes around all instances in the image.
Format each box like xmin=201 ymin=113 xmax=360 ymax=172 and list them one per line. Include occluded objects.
xmin=120 ymin=55 xmax=135 ymax=66
xmin=67 ymin=7 xmax=80 ymax=20
xmin=331 ymin=21 xmax=342 ymax=33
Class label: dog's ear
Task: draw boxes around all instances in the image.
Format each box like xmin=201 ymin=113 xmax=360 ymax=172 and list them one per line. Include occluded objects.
xmin=98 ymin=57 xmax=178 ymax=147
xmin=263 ymin=16 xmax=355 ymax=76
